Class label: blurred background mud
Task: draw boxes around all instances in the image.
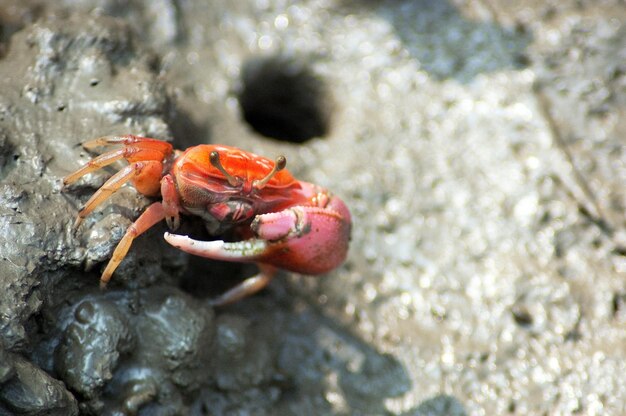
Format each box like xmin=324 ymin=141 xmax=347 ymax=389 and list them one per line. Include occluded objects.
xmin=1 ymin=0 xmax=625 ymax=415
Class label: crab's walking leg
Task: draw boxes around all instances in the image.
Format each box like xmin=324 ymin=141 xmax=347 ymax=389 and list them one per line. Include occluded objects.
xmin=161 ymin=174 xmax=182 ymax=230
xmin=208 ymin=265 xmax=277 ymax=307
xmin=163 ymin=233 xmax=277 ymax=306
xmin=100 ymin=201 xmax=166 ymax=288
xmin=63 ymin=136 xmax=172 ymax=186
xmin=73 ymin=161 xmax=163 ymax=230
xmin=82 ymin=135 xmax=173 ymax=150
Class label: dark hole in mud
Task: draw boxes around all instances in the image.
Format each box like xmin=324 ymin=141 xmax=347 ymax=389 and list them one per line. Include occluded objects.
xmin=238 ymin=56 xmax=330 ymax=143
xmin=612 ymin=292 xmax=626 ymax=318
xmin=90 ymin=79 xmax=99 ymax=87
xmin=512 ymin=307 xmax=533 ymax=327
xmin=508 ymin=401 xmax=517 ymax=413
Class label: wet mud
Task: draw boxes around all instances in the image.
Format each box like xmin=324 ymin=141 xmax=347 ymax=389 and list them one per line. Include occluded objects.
xmin=1 ymin=0 xmax=626 ymax=415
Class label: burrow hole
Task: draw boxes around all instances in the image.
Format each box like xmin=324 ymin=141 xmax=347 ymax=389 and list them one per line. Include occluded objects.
xmin=237 ymin=56 xmax=331 ymax=143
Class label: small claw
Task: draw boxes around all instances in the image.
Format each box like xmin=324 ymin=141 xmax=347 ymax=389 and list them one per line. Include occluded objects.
xmin=250 ymin=209 xmax=299 ymax=241
xmin=165 ymin=215 xmax=180 ymax=231
xmin=163 ymin=232 xmax=268 ymax=262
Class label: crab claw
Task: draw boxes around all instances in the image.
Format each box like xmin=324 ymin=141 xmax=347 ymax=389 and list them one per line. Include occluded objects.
xmin=162 ymin=234 xmax=270 ymax=262
xmin=164 ymin=196 xmax=351 ymax=275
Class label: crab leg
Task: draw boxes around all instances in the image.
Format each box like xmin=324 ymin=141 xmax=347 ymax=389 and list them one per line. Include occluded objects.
xmin=73 ymin=160 xmax=163 ymax=230
xmin=100 ymin=201 xmax=166 ymax=288
xmin=63 ymin=136 xmax=172 ymax=186
xmin=82 ymin=135 xmax=173 ymax=151
xmin=208 ymin=265 xmax=278 ymax=306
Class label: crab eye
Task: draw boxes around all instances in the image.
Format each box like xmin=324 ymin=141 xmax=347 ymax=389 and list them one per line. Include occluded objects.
xmin=253 ymin=155 xmax=287 ymax=190
xmin=209 ymin=151 xmax=240 ymax=186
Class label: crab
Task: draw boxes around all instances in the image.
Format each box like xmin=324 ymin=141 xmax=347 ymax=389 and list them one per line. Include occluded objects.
xmin=63 ymin=135 xmax=351 ymax=305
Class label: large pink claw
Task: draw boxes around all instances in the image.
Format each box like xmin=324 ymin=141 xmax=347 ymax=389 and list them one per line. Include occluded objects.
xmin=164 ymin=196 xmax=351 ymax=275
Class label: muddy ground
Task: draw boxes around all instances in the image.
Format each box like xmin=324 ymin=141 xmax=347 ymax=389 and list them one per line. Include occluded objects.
xmin=1 ymin=0 xmax=626 ymax=415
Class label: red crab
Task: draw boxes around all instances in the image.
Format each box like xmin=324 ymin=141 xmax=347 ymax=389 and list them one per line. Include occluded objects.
xmin=63 ymin=135 xmax=351 ymax=305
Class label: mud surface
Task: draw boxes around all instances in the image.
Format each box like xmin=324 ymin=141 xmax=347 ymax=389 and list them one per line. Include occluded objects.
xmin=1 ymin=0 xmax=626 ymax=415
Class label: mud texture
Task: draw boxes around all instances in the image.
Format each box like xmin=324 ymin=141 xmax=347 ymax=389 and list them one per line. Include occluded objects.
xmin=1 ymin=0 xmax=626 ymax=415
